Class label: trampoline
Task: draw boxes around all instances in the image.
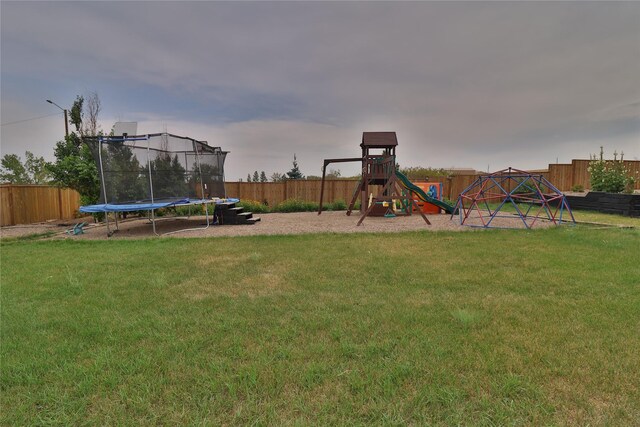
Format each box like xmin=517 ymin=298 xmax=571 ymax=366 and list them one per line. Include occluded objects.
xmin=80 ymin=133 xmax=231 ymax=236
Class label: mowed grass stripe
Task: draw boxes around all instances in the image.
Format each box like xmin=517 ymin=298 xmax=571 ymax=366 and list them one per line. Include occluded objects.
xmin=2 ymin=228 xmax=639 ymax=425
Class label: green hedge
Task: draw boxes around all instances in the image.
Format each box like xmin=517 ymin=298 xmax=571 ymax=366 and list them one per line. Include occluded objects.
xmin=235 ymin=199 xmax=271 ymax=214
xmin=235 ymin=199 xmax=351 ymax=213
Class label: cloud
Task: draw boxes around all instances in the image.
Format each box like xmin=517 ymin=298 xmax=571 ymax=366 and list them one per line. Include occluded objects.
xmin=2 ymin=1 xmax=639 ymax=177
xmin=133 ymin=118 xmax=362 ymax=179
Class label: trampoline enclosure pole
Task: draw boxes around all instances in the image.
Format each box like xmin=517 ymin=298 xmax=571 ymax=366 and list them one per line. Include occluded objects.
xmin=97 ymin=137 xmax=111 ymax=236
xmin=146 ymin=136 xmax=158 ymax=235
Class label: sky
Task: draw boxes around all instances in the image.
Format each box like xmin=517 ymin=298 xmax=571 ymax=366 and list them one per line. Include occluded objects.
xmin=1 ymin=1 xmax=639 ymax=180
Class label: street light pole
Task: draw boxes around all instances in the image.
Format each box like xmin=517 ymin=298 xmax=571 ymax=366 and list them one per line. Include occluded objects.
xmin=46 ymin=99 xmax=69 ymax=138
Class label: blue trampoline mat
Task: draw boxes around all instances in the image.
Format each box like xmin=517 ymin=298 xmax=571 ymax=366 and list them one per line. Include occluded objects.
xmin=80 ymin=198 xmax=240 ymax=213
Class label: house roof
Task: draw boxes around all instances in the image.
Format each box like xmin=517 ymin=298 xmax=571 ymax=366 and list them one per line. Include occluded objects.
xmin=361 ymin=132 xmax=398 ymax=148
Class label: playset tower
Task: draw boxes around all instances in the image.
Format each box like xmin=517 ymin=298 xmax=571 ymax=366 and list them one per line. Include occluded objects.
xmin=318 ymin=132 xmax=431 ymax=225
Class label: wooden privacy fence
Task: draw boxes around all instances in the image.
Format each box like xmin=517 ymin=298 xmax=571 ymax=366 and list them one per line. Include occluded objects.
xmin=215 ymin=159 xmax=640 ymax=207
xmin=1 ymin=185 xmax=81 ymax=227
xmin=224 ymin=173 xmax=551 ymax=207
xmin=226 ymin=176 xmax=476 ymax=206
xmin=548 ymin=159 xmax=640 ymax=191
xmin=2 ymin=159 xmax=638 ymax=226
xmin=225 ymin=180 xmax=361 ymax=207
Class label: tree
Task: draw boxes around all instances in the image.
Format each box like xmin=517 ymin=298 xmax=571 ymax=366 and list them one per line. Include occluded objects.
xmin=83 ymin=92 xmax=101 ymax=136
xmin=69 ymin=92 xmax=101 ymax=137
xmin=307 ymin=168 xmax=340 ymax=180
xmin=286 ymin=154 xmax=304 ymax=180
xmin=47 ymin=92 xmax=105 ymax=206
xmin=0 ymin=154 xmax=29 ymax=183
xmin=260 ymin=171 xmax=267 ymax=182
xmin=25 ymin=152 xmax=51 ymax=184
xmin=145 ymin=152 xmax=187 ymax=199
xmin=253 ymin=170 xmax=260 ymax=182
xmin=69 ymin=95 xmax=84 ymax=134
xmin=47 ymin=133 xmax=100 ymax=205
xmin=0 ymin=151 xmax=52 ymax=184
xmin=104 ymin=142 xmax=146 ymax=203
xmin=247 ymin=173 xmax=252 ymax=182
xmin=326 ymin=168 xmax=341 ymax=179
xmin=399 ymin=166 xmax=450 ymax=180
xmin=193 ymin=163 xmax=223 ymax=198
xmin=270 ymin=172 xmax=285 ymax=182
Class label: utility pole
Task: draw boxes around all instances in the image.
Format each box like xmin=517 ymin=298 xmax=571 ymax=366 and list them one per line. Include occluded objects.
xmin=46 ymin=99 xmax=69 ymax=137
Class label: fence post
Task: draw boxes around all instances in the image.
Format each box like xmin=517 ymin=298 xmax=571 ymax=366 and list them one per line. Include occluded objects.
xmin=329 ymin=180 xmax=334 ymax=203
xmin=8 ymin=185 xmax=15 ymax=226
xmin=58 ymin=187 xmax=64 ymax=220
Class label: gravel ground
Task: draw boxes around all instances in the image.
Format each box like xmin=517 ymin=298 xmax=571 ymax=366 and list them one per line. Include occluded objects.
xmin=1 ymin=212 xmax=456 ymax=240
xmin=57 ymin=211 xmax=464 ymax=240
xmin=0 ymin=216 xmax=96 ymax=239
xmin=1 ymin=210 xmax=556 ymax=240
xmin=0 ymin=224 xmax=63 ymax=239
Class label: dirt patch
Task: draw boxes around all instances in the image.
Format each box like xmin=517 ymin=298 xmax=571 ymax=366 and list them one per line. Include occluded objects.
xmin=0 ymin=216 xmax=96 ymax=239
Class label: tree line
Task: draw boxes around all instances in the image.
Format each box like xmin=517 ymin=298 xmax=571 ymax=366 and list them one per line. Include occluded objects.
xmin=242 ymin=154 xmax=305 ymax=182
xmin=10 ymin=92 xmax=633 ymax=205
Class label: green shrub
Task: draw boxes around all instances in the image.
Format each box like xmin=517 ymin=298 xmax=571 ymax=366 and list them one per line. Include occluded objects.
xmin=512 ymin=180 xmax=537 ymax=195
xmin=236 ymin=199 xmax=271 ymax=213
xmin=235 ymin=198 xmax=357 ymax=213
xmin=399 ymin=166 xmax=450 ymax=180
xmin=443 ymin=198 xmax=456 ymax=207
xmin=571 ymin=184 xmax=585 ymax=192
xmin=273 ymin=198 xmax=319 ymax=213
xmin=79 ymin=195 xmax=104 ymax=221
xmin=588 ymin=147 xmax=636 ymax=193
xmin=174 ymin=204 xmax=205 ymax=216
xmin=325 ymin=199 xmax=347 ymax=211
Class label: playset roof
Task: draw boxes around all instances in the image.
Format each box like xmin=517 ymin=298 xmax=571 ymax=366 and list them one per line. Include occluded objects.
xmin=361 ymin=132 xmax=398 ymax=148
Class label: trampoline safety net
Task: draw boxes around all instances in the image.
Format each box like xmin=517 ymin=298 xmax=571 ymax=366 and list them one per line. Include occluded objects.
xmin=84 ymin=133 xmax=227 ymax=205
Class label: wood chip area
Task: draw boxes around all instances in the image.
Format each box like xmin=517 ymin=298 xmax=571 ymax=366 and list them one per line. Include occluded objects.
xmin=1 ymin=211 xmax=559 ymax=240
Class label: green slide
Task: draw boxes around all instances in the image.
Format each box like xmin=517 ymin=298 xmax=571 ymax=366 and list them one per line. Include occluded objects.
xmin=395 ymin=171 xmax=456 ymax=214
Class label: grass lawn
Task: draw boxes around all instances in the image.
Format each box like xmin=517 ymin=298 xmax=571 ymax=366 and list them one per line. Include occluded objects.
xmin=2 ymin=226 xmax=639 ymax=425
xmin=571 ymin=209 xmax=640 ymax=227
xmin=477 ymin=203 xmax=640 ymax=228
